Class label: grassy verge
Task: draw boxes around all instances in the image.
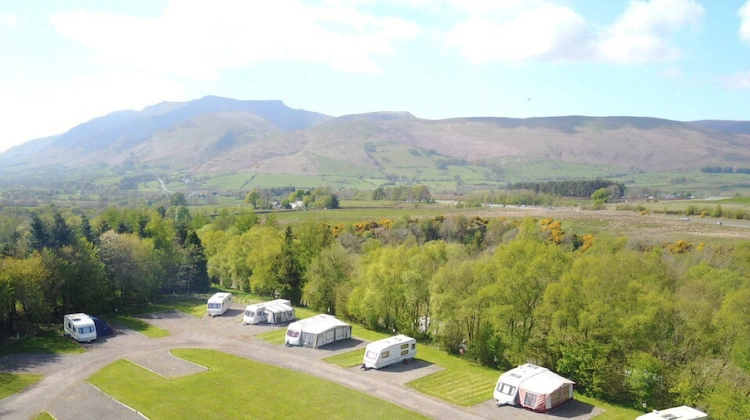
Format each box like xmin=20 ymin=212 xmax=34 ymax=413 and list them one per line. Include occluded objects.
xmin=0 ymin=373 xmax=43 ymax=400
xmin=124 ymin=298 xmax=207 ymax=318
xmin=323 ymin=349 xmax=365 ymax=368
xmin=105 ymin=315 xmax=169 ymax=338
xmin=574 ymin=393 xmax=644 ymax=420
xmin=33 ymin=413 xmax=55 ymax=420
xmin=0 ymin=330 xmax=84 ymax=355
xmin=89 ymin=349 xmax=428 ymax=420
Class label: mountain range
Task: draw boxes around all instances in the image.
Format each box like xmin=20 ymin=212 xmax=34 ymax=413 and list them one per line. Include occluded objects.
xmin=2 ymin=96 xmax=750 ymax=178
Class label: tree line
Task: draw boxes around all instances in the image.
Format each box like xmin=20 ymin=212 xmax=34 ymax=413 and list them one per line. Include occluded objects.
xmin=0 ymin=205 xmax=210 ymax=335
xmin=508 ymin=179 xmax=626 ymax=198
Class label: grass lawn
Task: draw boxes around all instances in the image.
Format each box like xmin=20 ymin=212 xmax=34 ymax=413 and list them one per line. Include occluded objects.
xmin=124 ymin=298 xmax=207 ymax=318
xmin=323 ymin=349 xmax=365 ymax=368
xmin=105 ymin=315 xmax=169 ymax=338
xmin=33 ymin=413 xmax=55 ymax=420
xmin=574 ymin=393 xmax=644 ymax=420
xmin=0 ymin=373 xmax=43 ymax=400
xmin=0 ymin=330 xmax=84 ymax=355
xmin=89 ymin=349 xmax=428 ymax=420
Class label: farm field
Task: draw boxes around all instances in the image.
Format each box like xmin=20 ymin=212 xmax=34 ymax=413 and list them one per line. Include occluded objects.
xmin=89 ymin=348 xmax=429 ymax=420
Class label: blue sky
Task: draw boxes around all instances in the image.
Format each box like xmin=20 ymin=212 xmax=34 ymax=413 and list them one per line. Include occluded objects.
xmin=0 ymin=0 xmax=749 ymax=152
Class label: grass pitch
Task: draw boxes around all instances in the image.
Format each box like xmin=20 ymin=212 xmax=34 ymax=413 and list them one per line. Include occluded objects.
xmin=88 ymin=349 xmax=428 ymax=420
xmin=0 ymin=373 xmax=43 ymax=400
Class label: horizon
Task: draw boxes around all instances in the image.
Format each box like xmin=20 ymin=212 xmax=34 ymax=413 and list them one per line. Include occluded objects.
xmin=1 ymin=0 xmax=750 ymax=152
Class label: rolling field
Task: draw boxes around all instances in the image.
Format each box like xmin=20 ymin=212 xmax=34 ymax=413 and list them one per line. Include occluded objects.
xmin=88 ymin=349 xmax=429 ymax=420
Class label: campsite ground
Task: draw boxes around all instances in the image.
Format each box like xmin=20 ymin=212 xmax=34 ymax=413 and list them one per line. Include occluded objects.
xmin=0 ymin=303 xmax=615 ymax=420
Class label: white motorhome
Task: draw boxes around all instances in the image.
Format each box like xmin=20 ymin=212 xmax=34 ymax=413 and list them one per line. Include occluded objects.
xmin=63 ymin=313 xmax=97 ymax=342
xmin=206 ymin=292 xmax=232 ymax=317
xmin=285 ymin=314 xmax=351 ymax=348
xmin=362 ymin=334 xmax=417 ymax=369
xmin=243 ymin=299 xmax=295 ymax=325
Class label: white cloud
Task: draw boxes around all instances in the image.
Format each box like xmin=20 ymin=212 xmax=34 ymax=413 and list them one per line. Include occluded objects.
xmin=444 ymin=0 xmax=704 ymax=64
xmin=0 ymin=72 xmax=187 ymax=151
xmin=740 ymin=1 xmax=750 ymax=45
xmin=722 ymin=70 xmax=750 ymax=89
xmin=600 ymin=0 xmax=704 ymax=63
xmin=0 ymin=13 xmax=18 ymax=26
xmin=445 ymin=3 xmax=593 ymax=63
xmin=49 ymin=0 xmax=421 ymax=78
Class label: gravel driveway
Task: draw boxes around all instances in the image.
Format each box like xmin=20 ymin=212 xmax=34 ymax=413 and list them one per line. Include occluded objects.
xmin=1 ymin=308 xmax=601 ymax=420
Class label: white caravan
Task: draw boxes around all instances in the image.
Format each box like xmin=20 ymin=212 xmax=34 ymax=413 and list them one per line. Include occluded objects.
xmin=362 ymin=334 xmax=417 ymax=369
xmin=636 ymin=406 xmax=707 ymax=420
xmin=243 ymin=299 xmax=295 ymax=325
xmin=206 ymin=292 xmax=232 ymax=317
xmin=285 ymin=314 xmax=351 ymax=348
xmin=63 ymin=313 xmax=97 ymax=342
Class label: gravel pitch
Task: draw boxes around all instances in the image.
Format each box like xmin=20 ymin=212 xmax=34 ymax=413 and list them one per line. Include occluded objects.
xmin=125 ymin=351 xmax=206 ymax=379
xmin=47 ymin=382 xmax=145 ymax=420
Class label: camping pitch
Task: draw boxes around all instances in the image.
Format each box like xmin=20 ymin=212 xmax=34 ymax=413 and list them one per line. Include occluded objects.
xmin=494 ymin=363 xmax=574 ymax=413
xmin=362 ymin=335 xmax=417 ymax=370
xmin=285 ymin=314 xmax=351 ymax=349
xmin=243 ymin=299 xmax=295 ymax=325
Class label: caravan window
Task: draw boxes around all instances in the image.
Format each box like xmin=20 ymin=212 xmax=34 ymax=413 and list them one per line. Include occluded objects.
xmin=496 ymin=383 xmax=516 ymax=396
xmin=245 ymin=310 xmax=254 ymax=317
xmin=523 ymin=392 xmax=538 ymax=407
xmin=287 ymin=330 xmax=299 ymax=337
xmin=411 ymin=343 xmax=415 ymax=350
xmin=401 ymin=349 xmax=409 ymax=356
xmin=401 ymin=343 xmax=409 ymax=349
xmin=208 ymin=303 xmax=221 ymax=309
xmin=78 ymin=326 xmax=94 ymax=334
xmin=366 ymin=351 xmax=377 ymax=359
xmin=381 ymin=351 xmax=390 ymax=358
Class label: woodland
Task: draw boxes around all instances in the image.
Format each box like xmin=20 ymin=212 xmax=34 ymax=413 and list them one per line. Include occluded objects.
xmin=0 ymin=197 xmax=749 ymax=418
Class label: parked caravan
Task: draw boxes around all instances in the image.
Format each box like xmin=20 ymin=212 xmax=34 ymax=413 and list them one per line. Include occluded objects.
xmin=63 ymin=313 xmax=97 ymax=342
xmin=285 ymin=314 xmax=351 ymax=348
xmin=207 ymin=292 xmax=232 ymax=317
xmin=362 ymin=334 xmax=417 ymax=369
xmin=494 ymin=363 xmax=575 ymax=413
xmin=636 ymin=406 xmax=707 ymax=420
xmin=243 ymin=299 xmax=295 ymax=325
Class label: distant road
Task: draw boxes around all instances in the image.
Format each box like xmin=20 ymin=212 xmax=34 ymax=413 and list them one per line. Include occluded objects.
xmin=157 ymin=177 xmax=174 ymax=194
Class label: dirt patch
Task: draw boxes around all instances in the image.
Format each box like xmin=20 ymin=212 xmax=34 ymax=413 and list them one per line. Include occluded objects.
xmin=126 ymin=351 xmax=207 ymax=379
xmin=469 ymin=399 xmax=603 ymax=420
xmin=48 ymin=382 xmax=145 ymax=420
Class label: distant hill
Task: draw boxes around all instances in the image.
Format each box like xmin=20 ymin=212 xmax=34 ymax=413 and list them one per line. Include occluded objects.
xmin=2 ymin=97 xmax=750 ymax=179
xmin=690 ymin=120 xmax=750 ymax=136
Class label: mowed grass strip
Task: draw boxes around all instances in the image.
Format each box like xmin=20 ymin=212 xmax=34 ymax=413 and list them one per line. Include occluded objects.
xmin=574 ymin=393 xmax=643 ymax=420
xmin=406 ymin=368 xmax=495 ymax=406
xmin=323 ymin=349 xmax=365 ymax=368
xmin=0 ymin=373 xmax=43 ymax=400
xmin=254 ymin=328 xmax=286 ymax=345
xmin=0 ymin=331 xmax=84 ymax=355
xmin=89 ymin=349 xmax=429 ymax=420
xmin=106 ymin=315 xmax=169 ymax=338
xmin=33 ymin=412 xmax=55 ymax=420
xmin=124 ymin=298 xmax=207 ymax=318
